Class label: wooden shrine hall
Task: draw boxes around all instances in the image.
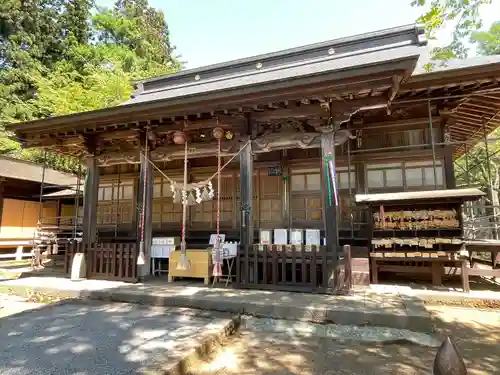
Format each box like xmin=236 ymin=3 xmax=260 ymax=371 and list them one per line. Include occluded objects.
xmin=6 ymin=24 xmax=500 ymax=292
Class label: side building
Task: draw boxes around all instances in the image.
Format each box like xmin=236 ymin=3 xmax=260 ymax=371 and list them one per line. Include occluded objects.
xmin=0 ymin=156 xmax=82 ymax=260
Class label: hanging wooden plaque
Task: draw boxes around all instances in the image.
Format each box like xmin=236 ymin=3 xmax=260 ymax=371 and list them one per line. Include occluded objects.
xmin=268 ymin=166 xmax=282 ymax=176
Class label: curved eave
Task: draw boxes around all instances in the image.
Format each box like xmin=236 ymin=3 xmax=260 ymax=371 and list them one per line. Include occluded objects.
xmin=7 ymin=49 xmax=421 ymax=135
xmin=401 ymin=56 xmax=500 ymax=91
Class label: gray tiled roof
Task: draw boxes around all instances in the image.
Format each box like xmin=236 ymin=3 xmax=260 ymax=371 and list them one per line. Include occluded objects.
xmin=123 ymin=24 xmax=426 ymax=107
xmin=123 ymin=46 xmax=424 ymax=106
xmin=0 ymin=156 xmax=77 ymax=187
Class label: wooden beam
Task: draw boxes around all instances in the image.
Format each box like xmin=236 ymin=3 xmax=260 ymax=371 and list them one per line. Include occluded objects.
xmin=349 ymin=117 xmax=440 ymax=131
xmin=253 ymin=96 xmax=389 ymax=123
xmin=97 ymin=139 xmax=242 ymax=166
xmin=252 ymin=105 xmax=327 ymax=121
xmin=389 ymin=75 xmax=400 ymax=102
xmin=460 ymin=102 xmax=499 ymax=113
xmin=455 ymin=106 xmax=497 ymax=117
xmin=18 ymin=70 xmax=403 ymax=136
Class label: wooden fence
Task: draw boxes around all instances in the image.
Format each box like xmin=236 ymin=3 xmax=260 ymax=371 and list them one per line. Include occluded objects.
xmin=65 ymin=242 xmax=139 ymax=282
xmin=236 ymin=244 xmax=351 ymax=293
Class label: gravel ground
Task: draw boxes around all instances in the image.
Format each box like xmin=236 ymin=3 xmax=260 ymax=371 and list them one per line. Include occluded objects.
xmin=188 ymin=308 xmax=500 ymax=375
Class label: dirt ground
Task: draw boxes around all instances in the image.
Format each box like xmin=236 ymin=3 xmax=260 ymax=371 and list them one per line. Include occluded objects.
xmin=189 ymin=306 xmax=500 ymax=375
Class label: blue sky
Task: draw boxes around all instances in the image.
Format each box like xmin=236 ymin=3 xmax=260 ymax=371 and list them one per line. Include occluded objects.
xmin=98 ymin=0 xmax=500 ymax=69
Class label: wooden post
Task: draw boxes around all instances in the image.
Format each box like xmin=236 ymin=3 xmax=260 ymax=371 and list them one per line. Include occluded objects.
xmin=0 ymin=178 xmax=5 ymax=228
xmin=343 ymin=244 xmax=352 ymax=292
xmin=321 ymin=132 xmax=339 ymax=289
xmin=238 ymin=140 xmax=254 ymax=285
xmin=82 ymin=157 xmax=99 ymax=245
xmin=137 ymin=151 xmax=153 ymax=277
xmin=442 ymin=121 xmax=455 ymax=189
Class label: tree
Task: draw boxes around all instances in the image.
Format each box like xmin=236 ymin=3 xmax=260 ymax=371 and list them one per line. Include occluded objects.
xmin=471 ymin=20 xmax=500 ymax=55
xmin=454 ymin=19 xmax=500 ymax=194
xmin=93 ymin=0 xmax=179 ymax=69
xmin=0 ymin=0 xmax=180 ymax=173
xmin=0 ymin=0 xmax=94 ymax=172
xmin=413 ymin=1 xmax=500 ymax=236
xmin=411 ymin=0 xmax=493 ymax=59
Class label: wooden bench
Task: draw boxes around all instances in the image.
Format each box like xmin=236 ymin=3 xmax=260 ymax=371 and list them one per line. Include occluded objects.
xmin=462 ymin=240 xmax=500 ymax=292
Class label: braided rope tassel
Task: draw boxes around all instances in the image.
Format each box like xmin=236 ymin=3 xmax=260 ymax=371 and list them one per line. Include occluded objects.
xmin=177 ymin=140 xmax=190 ymax=270
xmin=212 ymin=136 xmax=223 ymax=280
xmin=137 ymin=130 xmax=148 ymax=267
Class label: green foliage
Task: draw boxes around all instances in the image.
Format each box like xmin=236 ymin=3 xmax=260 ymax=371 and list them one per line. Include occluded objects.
xmin=412 ymin=0 xmax=492 ymax=59
xmin=454 ymin=19 xmax=500 ymax=199
xmin=455 ymin=128 xmax=500 ymax=189
xmin=0 ymin=0 xmax=179 ymax=174
xmin=413 ymin=2 xmax=500 ymax=207
xmin=471 ymin=21 xmax=500 ymax=55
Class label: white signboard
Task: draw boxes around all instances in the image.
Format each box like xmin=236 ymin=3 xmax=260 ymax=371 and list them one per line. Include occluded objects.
xmin=152 ymin=237 xmax=179 ymax=245
xmin=305 ymin=229 xmax=321 ymax=246
xmin=273 ymin=229 xmax=288 ymax=245
xmin=290 ymin=229 xmax=304 ymax=245
xmin=151 ymin=245 xmax=176 ymax=258
xmin=209 ymin=234 xmax=226 ymax=245
xmin=211 ymin=241 xmax=238 ymax=260
xmin=260 ymin=230 xmax=272 ymax=244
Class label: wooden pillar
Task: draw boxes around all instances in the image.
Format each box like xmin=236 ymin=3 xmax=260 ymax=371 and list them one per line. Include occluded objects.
xmin=238 ymin=140 xmax=254 ymax=285
xmin=82 ymin=157 xmax=99 ymax=245
xmin=321 ymin=132 xmax=339 ymax=289
xmin=0 ymin=178 xmax=5 ymax=228
xmin=443 ymin=146 xmax=455 ymax=189
xmin=442 ymin=121 xmax=456 ymax=189
xmin=137 ymin=151 xmax=153 ymax=277
xmin=355 ymin=163 xmax=366 ymax=194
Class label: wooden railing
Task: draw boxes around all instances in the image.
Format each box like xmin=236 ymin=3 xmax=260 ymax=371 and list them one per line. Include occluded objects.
xmin=236 ymin=244 xmax=352 ymax=294
xmin=65 ymin=242 xmax=138 ymax=282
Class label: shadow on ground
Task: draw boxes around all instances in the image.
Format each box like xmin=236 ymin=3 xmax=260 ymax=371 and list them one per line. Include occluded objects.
xmin=0 ymin=301 xmax=229 ymax=375
xmin=188 ymin=313 xmax=500 ymax=375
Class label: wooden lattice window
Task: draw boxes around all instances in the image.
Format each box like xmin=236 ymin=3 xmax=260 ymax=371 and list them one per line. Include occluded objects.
xmin=258 ymin=170 xmax=282 ymax=228
xmin=97 ymin=180 xmax=135 ymax=226
xmin=290 ymin=168 xmax=322 ymax=227
xmin=336 ymin=166 xmax=356 ymax=191
xmin=366 ymin=162 xmax=404 ymax=191
xmin=404 ymin=160 xmax=444 ymax=189
xmin=190 ymin=173 xmax=235 ymax=229
xmin=362 ymin=127 xmax=442 ymax=151
xmin=152 ymin=176 xmax=182 ymax=228
xmin=335 ymin=166 xmax=355 ymax=226
xmin=366 ymin=160 xmax=444 ymax=193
